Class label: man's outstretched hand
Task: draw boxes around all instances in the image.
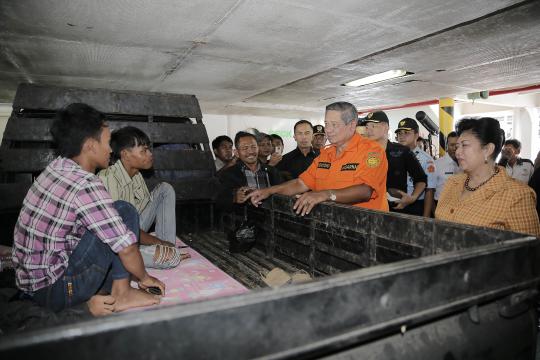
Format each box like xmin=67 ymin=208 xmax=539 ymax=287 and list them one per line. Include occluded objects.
xmin=293 ymin=191 xmax=329 ymax=216
xmin=247 ymin=188 xmax=272 ymax=207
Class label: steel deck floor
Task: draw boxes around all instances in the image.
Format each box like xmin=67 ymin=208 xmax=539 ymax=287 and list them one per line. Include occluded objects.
xmin=181 ymin=231 xmax=306 ymax=289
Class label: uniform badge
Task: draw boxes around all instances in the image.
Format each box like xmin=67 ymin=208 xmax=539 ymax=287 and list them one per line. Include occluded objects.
xmin=427 ymin=161 xmax=435 ymax=173
xmin=399 ymin=120 xmax=406 ymax=127
xmin=317 ymin=162 xmax=331 ymax=169
xmin=341 ymin=163 xmax=358 ymax=171
xmin=367 ymin=112 xmax=373 ymax=119
xmin=366 ymin=152 xmax=381 ymax=168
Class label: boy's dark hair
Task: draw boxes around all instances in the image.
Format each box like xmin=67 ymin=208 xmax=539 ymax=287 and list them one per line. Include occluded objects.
xmin=456 ymin=117 xmax=505 ymax=160
xmin=110 ymin=126 xmax=151 ymax=161
xmin=504 ymin=139 xmax=521 ymax=151
xmin=50 ymin=103 xmax=106 ymax=158
xmin=256 ymin=133 xmax=272 ymax=143
xmin=234 ymin=131 xmax=257 ymax=148
xmin=294 ymin=120 xmax=313 ymax=132
xmin=447 ymin=131 xmax=458 ymax=139
xmin=270 ymin=134 xmax=284 ymax=145
xmin=212 ymin=135 xmax=233 ymax=150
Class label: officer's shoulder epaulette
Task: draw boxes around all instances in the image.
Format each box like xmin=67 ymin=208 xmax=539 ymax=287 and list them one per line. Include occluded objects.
xmin=517 ymin=158 xmax=534 ymax=165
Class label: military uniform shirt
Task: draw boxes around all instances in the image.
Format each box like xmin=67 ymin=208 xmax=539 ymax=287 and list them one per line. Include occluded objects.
xmin=407 ymin=146 xmax=436 ymax=200
xmin=385 ymin=141 xmax=426 ymax=194
xmin=434 ymin=153 xmax=461 ymax=200
xmin=504 ymin=159 xmax=534 ymax=183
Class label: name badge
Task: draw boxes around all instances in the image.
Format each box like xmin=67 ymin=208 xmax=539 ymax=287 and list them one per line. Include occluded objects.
xmin=341 ymin=163 xmax=358 ymax=171
xmin=318 ymin=162 xmax=331 ymax=169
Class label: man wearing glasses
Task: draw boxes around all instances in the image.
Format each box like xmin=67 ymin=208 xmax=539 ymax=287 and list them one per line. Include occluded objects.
xmin=248 ymin=102 xmax=388 ymax=215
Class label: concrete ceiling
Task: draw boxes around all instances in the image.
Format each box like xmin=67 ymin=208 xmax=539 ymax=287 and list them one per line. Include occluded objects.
xmin=0 ymin=0 xmax=539 ymax=118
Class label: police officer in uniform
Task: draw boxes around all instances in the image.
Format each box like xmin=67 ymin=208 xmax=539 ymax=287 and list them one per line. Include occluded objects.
xmin=396 ymin=117 xmax=436 ymax=217
xmin=498 ymin=139 xmax=534 ymax=183
xmin=364 ymin=111 xmax=427 ymax=213
xmin=312 ymin=125 xmax=326 ymax=151
xmin=434 ymin=131 xmax=461 ymax=208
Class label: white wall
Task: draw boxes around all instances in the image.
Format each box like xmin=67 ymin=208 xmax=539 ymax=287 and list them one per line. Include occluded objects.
xmin=513 ymin=108 xmax=533 ymax=159
xmin=202 ymin=114 xmax=228 ymax=151
xmin=202 ymin=113 xmax=324 ymax=156
xmin=0 ymin=104 xmax=12 ymax=140
xmin=384 ymin=105 xmax=439 ymax=140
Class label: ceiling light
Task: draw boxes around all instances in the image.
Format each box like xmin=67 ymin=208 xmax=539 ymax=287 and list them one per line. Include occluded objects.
xmin=343 ymin=69 xmax=412 ymax=87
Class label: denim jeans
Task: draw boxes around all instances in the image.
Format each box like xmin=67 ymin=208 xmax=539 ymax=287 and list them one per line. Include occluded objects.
xmin=32 ymin=201 xmax=139 ymax=312
xmin=140 ymin=182 xmax=176 ymax=244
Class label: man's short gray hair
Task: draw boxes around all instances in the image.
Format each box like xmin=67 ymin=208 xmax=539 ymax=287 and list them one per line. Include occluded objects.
xmin=325 ymin=102 xmax=358 ymax=125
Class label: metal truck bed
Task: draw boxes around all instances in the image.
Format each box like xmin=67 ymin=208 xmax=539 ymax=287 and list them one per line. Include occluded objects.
xmin=0 ymin=85 xmax=538 ymax=359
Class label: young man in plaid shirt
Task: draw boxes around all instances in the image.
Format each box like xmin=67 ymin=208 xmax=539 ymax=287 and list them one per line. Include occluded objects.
xmin=12 ymin=103 xmax=165 ymax=316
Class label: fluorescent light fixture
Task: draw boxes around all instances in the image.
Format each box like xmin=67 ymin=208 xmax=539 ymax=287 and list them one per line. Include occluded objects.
xmin=343 ymin=69 xmax=411 ymax=87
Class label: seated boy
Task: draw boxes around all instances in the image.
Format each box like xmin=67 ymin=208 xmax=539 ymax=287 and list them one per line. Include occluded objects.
xmin=12 ymin=103 xmax=165 ymax=316
xmin=98 ymin=126 xmax=189 ymax=269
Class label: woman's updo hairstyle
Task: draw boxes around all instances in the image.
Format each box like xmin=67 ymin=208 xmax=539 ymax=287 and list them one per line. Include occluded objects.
xmin=456 ymin=117 xmax=505 ymax=160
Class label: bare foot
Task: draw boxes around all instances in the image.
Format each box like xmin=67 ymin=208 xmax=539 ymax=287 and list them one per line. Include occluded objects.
xmin=113 ymin=287 xmax=160 ymax=312
xmin=181 ymin=253 xmax=191 ymax=261
xmin=87 ymin=295 xmax=116 ymax=316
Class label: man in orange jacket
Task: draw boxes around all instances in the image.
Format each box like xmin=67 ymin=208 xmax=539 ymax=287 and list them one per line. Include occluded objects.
xmin=248 ymin=101 xmax=388 ymax=215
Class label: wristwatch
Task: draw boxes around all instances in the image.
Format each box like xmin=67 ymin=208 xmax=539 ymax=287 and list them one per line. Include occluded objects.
xmin=328 ymin=190 xmax=337 ymax=202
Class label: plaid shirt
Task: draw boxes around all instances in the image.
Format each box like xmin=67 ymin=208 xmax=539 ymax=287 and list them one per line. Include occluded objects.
xmin=12 ymin=157 xmax=137 ymax=292
xmin=243 ymin=162 xmax=271 ymax=189
xmin=435 ymin=166 xmax=540 ymax=237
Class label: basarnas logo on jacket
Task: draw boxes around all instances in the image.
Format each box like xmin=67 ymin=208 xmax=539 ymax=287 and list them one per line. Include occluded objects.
xmin=366 ymin=152 xmax=381 ymax=168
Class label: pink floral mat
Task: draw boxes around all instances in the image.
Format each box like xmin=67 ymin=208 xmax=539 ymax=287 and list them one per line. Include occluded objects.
xmin=132 ymin=237 xmax=249 ymax=310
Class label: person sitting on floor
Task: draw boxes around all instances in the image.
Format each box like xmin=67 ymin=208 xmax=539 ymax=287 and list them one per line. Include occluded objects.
xmin=12 ymin=103 xmax=165 ymax=316
xmin=99 ymin=126 xmax=189 ymax=269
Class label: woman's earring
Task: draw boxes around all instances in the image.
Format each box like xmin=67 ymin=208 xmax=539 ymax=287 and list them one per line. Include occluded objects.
xmin=484 ymin=156 xmax=488 ymax=164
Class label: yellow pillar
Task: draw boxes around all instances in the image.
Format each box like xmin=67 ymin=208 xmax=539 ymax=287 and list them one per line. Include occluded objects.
xmin=439 ymin=98 xmax=454 ymax=157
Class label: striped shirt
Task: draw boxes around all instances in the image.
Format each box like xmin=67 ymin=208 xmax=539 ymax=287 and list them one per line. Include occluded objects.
xmin=98 ymin=160 xmax=151 ymax=213
xmin=12 ymin=157 xmax=137 ymax=292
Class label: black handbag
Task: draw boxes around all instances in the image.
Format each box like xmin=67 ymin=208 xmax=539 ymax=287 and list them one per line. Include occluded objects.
xmin=228 ymin=206 xmax=257 ymax=253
